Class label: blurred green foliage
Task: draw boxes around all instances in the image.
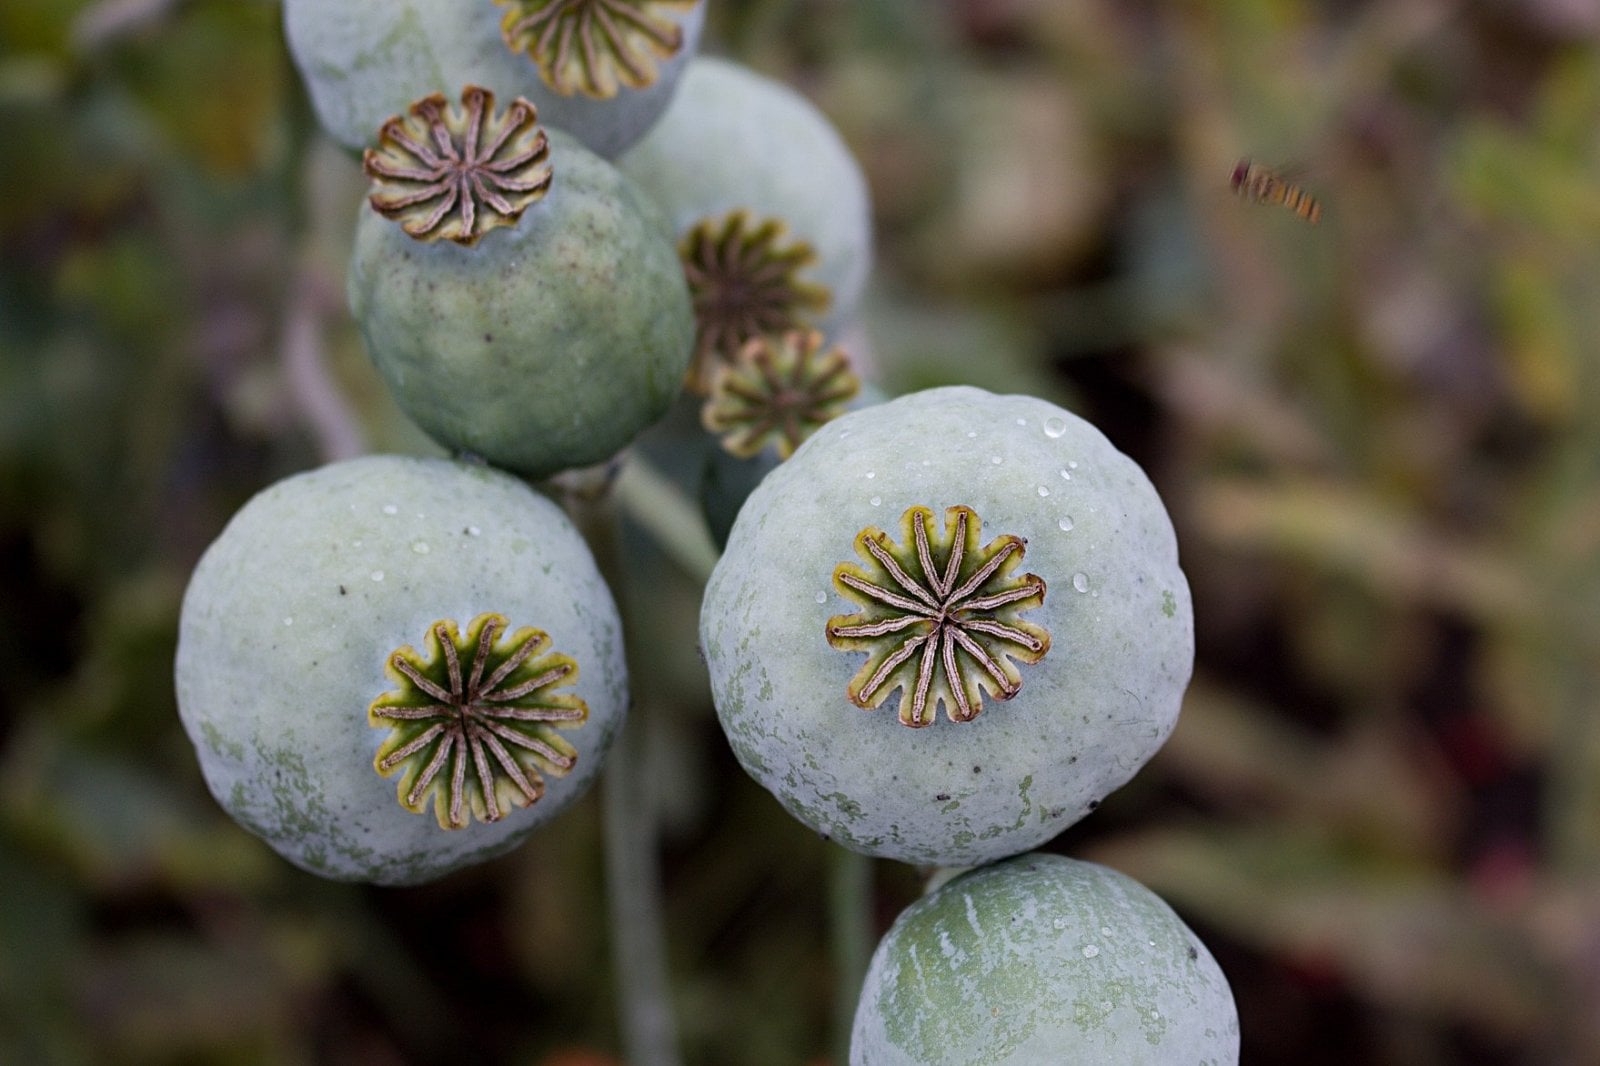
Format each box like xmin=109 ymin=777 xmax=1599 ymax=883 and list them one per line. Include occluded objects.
xmin=3 ymin=0 xmax=1600 ymax=1063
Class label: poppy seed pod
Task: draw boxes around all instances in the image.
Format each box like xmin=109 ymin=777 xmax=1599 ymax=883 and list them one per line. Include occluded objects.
xmin=174 ymin=456 xmax=627 ymax=884
xmin=699 ymin=387 xmax=1192 ymax=867
xmin=349 ymin=113 xmax=694 ymax=479
xmin=851 ymin=854 xmax=1240 ymax=1064
xmin=283 ymin=0 xmax=707 ymax=157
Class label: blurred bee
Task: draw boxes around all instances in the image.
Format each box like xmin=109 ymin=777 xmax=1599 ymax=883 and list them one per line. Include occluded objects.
xmin=1230 ymin=159 xmax=1321 ymax=224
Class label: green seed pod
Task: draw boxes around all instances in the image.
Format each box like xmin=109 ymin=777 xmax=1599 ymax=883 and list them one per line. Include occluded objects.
xmin=349 ymin=111 xmax=694 ymax=479
xmin=699 ymin=386 xmax=1192 ymax=866
xmin=851 ymin=855 xmax=1239 ymax=1065
xmin=174 ymin=455 xmax=627 ymax=884
xmin=283 ymin=0 xmax=707 ymax=158
xmin=618 ymin=57 xmax=873 ymax=391
xmin=699 ymin=363 xmax=884 ymax=551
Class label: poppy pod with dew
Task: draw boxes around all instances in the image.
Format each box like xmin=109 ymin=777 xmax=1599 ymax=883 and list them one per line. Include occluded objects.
xmin=699 ymin=387 xmax=1193 ymax=867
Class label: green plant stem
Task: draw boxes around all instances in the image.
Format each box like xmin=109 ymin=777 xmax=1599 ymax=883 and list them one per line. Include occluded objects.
xmin=562 ymin=481 xmax=682 ymax=1066
xmin=603 ymin=711 xmax=679 ymax=1066
xmin=614 ymin=453 xmax=721 ymax=585
xmin=829 ymin=846 xmax=872 ymax=1064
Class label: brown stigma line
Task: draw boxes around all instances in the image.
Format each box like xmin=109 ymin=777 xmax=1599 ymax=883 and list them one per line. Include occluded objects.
xmin=369 ymin=613 xmax=587 ymax=829
xmin=826 ymin=506 xmax=1050 ymax=728
xmin=497 ymin=0 xmax=698 ymax=99
xmin=701 ymin=330 xmax=859 ymax=460
xmin=679 ymin=210 xmax=832 ymax=394
xmin=363 ymin=86 xmax=552 ymax=246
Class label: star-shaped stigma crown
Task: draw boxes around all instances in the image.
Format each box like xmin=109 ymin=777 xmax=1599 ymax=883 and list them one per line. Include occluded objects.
xmin=363 ymin=86 xmax=552 ymax=246
xmin=369 ymin=613 xmax=588 ymax=829
xmin=497 ymin=0 xmax=698 ymax=99
xmin=701 ymin=330 xmax=860 ymax=460
xmin=678 ymin=210 xmax=832 ymax=394
xmin=826 ymin=506 xmax=1050 ymax=728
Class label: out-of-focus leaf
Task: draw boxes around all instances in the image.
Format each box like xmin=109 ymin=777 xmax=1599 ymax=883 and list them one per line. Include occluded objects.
xmin=0 ymin=725 xmax=276 ymax=893
xmin=1087 ymin=826 xmax=1563 ymax=1042
xmin=1158 ymin=682 xmax=1462 ymax=857
xmin=106 ymin=0 xmax=287 ymax=178
xmin=73 ymin=932 xmax=308 ymax=1062
xmin=1193 ymin=478 xmax=1537 ymax=626
xmin=860 ymin=287 xmax=1068 ymax=405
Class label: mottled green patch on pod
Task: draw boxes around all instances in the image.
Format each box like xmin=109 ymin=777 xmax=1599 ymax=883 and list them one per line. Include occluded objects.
xmin=497 ymin=0 xmax=698 ymax=99
xmin=701 ymin=329 xmax=858 ymax=460
xmin=371 ymin=613 xmax=587 ymax=829
xmin=827 ymin=505 xmax=1049 ymax=728
xmin=679 ymin=210 xmax=832 ymax=394
xmin=364 ymin=86 xmax=552 ymax=246
xmin=348 ymin=128 xmax=694 ymax=479
xmin=851 ymin=855 xmax=1239 ymax=1065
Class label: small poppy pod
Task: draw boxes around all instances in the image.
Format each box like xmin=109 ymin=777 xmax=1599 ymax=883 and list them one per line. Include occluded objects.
xmin=348 ymin=118 xmax=694 ymax=480
xmin=619 ymin=57 xmax=874 ymax=390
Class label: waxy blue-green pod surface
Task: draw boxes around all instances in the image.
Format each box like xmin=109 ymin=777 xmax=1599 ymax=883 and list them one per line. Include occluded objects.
xmin=851 ymin=854 xmax=1239 ymax=1065
xmin=700 ymin=387 xmax=1192 ymax=867
xmin=284 ymin=0 xmax=707 ymax=158
xmin=175 ymin=456 xmax=627 ymax=884
xmin=620 ymin=56 xmax=874 ymax=348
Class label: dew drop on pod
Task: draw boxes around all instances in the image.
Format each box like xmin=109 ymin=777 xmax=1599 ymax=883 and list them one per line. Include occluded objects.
xmin=850 ymin=855 xmax=1239 ymax=1065
xmin=699 ymin=386 xmax=1192 ymax=867
xmin=619 ymin=57 xmax=873 ymax=394
xmin=174 ymin=456 xmax=627 ymax=884
xmin=347 ymin=87 xmax=694 ymax=479
xmin=282 ymin=0 xmax=707 ymax=158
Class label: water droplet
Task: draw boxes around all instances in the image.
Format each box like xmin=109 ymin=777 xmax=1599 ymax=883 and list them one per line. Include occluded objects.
xmin=467 ymin=526 xmax=481 ymax=536
xmin=351 ymin=539 xmax=362 ymax=548
xmin=1058 ymin=516 xmax=1075 ymax=532
xmin=1052 ymin=917 xmax=1067 ymax=930
xmin=1043 ymin=416 xmax=1067 ymax=438
xmin=1101 ymin=926 xmax=1114 ymax=937
xmin=966 ymin=430 xmax=978 ymax=438
xmin=1148 ymin=940 xmax=1157 ymax=947
xmin=870 ymin=495 xmax=882 ymax=507
xmin=815 ymin=592 xmax=827 ymax=604
xmin=865 ymin=470 xmax=876 ymax=479
xmin=382 ymin=504 xmax=398 ymax=515
xmin=921 ymin=459 xmax=931 ymax=466
xmin=1069 ymin=460 xmax=1079 ymax=469
xmin=1073 ymin=573 xmax=1090 ymax=593
xmin=990 ymin=455 xmax=1003 ymax=465
xmin=1150 ymin=1010 xmax=1161 ymax=1021
xmin=1037 ymin=486 xmax=1050 ymax=497
xmin=370 ymin=570 xmax=385 ymax=582
xmin=412 ymin=541 xmax=430 ymax=554
xmin=282 ymin=617 xmax=294 ymax=627
xmin=1060 ymin=468 xmax=1072 ymax=480
xmin=1015 ymin=417 xmax=1027 ymax=426
xmin=1082 ymin=944 xmax=1100 ymax=959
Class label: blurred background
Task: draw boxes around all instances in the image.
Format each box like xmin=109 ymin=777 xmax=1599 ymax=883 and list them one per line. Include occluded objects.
xmin=4 ymin=0 xmax=1600 ymax=1062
